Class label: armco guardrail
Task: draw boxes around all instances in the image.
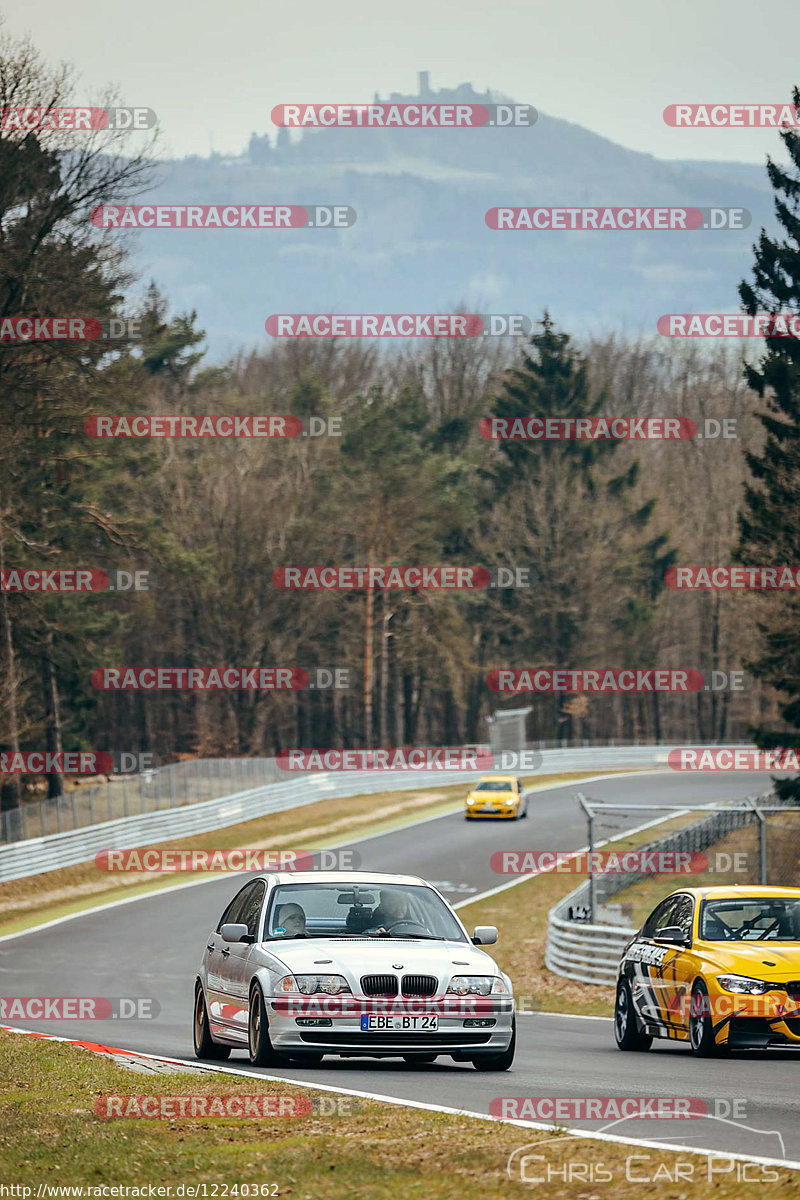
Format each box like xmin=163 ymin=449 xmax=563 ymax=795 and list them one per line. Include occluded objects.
xmin=544 ymin=800 xmax=775 ymax=986
xmin=0 ymin=743 xmax=693 ymax=883
xmin=545 ymin=908 xmax=634 ymax=987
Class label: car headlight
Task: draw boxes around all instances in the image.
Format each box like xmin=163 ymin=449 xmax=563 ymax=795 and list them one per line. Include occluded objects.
xmin=447 ymin=975 xmax=508 ymax=996
xmin=716 ymin=974 xmax=771 ymax=995
xmin=467 ymin=797 xmax=477 ymax=805
xmin=276 ymin=974 xmax=351 ymax=995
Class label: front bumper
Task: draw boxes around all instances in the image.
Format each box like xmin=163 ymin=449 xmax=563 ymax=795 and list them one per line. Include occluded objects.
xmin=712 ymin=991 xmax=800 ymax=1047
xmin=267 ymin=995 xmax=515 ymax=1056
xmin=466 ymin=803 xmax=518 ymax=818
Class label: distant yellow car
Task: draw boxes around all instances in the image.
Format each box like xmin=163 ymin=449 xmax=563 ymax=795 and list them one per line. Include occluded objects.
xmin=465 ymin=775 xmax=527 ymax=820
xmin=615 ymin=885 xmax=800 ymax=1056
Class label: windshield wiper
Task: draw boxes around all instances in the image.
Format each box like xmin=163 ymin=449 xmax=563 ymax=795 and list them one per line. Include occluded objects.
xmin=390 ymin=934 xmax=445 ymax=941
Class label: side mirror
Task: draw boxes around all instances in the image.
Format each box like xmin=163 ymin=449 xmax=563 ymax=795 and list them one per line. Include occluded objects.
xmin=472 ymin=926 xmax=498 ymax=946
xmin=653 ymin=925 xmax=687 ymax=946
xmin=220 ymin=922 xmax=254 ymax=944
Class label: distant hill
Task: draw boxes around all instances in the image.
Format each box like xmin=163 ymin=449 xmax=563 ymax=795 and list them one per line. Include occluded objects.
xmin=127 ymin=74 xmax=775 ymax=360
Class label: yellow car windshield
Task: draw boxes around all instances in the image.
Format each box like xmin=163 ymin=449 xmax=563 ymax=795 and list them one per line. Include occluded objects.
xmin=700 ymin=898 xmax=800 ymax=941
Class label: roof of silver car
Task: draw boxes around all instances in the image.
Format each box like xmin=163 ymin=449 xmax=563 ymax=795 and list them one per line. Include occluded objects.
xmin=257 ymin=870 xmax=429 ymax=886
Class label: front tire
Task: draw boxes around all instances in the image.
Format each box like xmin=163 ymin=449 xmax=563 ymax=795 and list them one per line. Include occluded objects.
xmin=471 ymin=1017 xmax=516 ymax=1070
xmin=614 ymin=980 xmax=652 ymax=1051
xmin=689 ymin=980 xmax=722 ymax=1057
xmin=248 ymin=983 xmax=286 ymax=1067
xmin=193 ymin=983 xmax=231 ymax=1061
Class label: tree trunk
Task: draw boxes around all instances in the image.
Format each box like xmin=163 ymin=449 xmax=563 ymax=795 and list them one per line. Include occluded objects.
xmin=41 ymin=630 xmax=66 ymax=804
xmin=394 ymin=661 xmax=405 ymax=747
xmin=364 ymin=586 xmax=374 ymax=746
xmin=379 ymin=588 xmax=392 ymax=746
xmin=0 ymin=518 xmax=22 ymax=812
xmin=651 ymin=690 xmax=662 ymax=743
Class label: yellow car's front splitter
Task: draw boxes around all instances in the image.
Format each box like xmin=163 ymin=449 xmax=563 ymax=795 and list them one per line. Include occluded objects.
xmin=711 ymin=993 xmax=800 ymax=1047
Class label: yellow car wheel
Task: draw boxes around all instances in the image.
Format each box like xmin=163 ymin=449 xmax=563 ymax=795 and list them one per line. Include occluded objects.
xmin=689 ymin=981 xmax=727 ymax=1058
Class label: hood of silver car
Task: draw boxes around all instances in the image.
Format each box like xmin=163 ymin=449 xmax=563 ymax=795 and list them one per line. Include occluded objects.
xmin=263 ymin=937 xmax=497 ymax=977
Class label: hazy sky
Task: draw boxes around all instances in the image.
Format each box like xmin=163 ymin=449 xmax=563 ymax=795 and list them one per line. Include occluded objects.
xmin=3 ymin=0 xmax=799 ymax=163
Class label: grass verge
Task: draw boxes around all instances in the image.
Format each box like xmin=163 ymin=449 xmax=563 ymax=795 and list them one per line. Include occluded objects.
xmin=0 ymin=1030 xmax=796 ymax=1196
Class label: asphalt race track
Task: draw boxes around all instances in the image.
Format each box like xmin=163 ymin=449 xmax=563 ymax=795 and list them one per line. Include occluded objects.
xmin=2 ymin=770 xmax=799 ymax=1163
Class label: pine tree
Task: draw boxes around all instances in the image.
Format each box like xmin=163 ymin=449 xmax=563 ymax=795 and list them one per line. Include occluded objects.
xmin=736 ymin=86 xmax=800 ymax=800
xmin=482 ymin=314 xmax=675 ymax=741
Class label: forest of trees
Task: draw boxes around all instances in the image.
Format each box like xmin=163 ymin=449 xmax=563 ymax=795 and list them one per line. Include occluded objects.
xmin=2 ymin=30 xmax=799 ymax=814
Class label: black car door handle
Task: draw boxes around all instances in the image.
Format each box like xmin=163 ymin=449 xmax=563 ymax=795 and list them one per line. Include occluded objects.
xmin=221 ymin=947 xmax=230 ymax=957
xmin=207 ymin=943 xmax=215 ymax=952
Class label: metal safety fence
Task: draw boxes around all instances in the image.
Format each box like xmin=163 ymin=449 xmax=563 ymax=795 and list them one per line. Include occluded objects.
xmin=545 ymin=794 xmax=799 ymax=986
xmin=0 ymin=743 xmax=699 ymax=883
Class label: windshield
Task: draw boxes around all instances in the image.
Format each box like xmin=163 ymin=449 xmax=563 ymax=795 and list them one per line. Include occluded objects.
xmin=264 ymin=883 xmax=467 ymax=942
xmin=475 ymin=780 xmax=513 ymax=792
xmin=700 ymin=897 xmax=800 ymax=942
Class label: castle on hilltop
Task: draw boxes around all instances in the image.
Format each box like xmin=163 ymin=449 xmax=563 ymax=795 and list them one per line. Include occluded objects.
xmin=380 ymin=71 xmax=497 ymax=106
xmin=245 ymin=72 xmax=503 ymax=165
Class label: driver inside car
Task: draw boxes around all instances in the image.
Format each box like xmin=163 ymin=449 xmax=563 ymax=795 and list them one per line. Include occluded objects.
xmin=368 ymin=889 xmax=409 ymax=935
xmin=273 ymin=903 xmax=306 ymax=937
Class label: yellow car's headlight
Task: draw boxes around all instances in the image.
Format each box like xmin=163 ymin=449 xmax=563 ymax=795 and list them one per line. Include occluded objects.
xmin=716 ymin=974 xmax=771 ymax=995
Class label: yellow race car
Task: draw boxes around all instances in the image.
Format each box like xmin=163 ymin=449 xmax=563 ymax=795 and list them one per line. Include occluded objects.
xmin=615 ymin=885 xmax=800 ymax=1056
xmin=464 ymin=775 xmax=527 ymax=820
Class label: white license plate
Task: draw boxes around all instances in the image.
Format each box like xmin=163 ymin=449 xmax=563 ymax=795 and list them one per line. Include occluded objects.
xmin=361 ymin=1014 xmax=439 ymax=1031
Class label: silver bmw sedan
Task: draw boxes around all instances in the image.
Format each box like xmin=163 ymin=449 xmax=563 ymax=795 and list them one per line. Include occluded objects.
xmin=193 ymin=871 xmax=516 ymax=1070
